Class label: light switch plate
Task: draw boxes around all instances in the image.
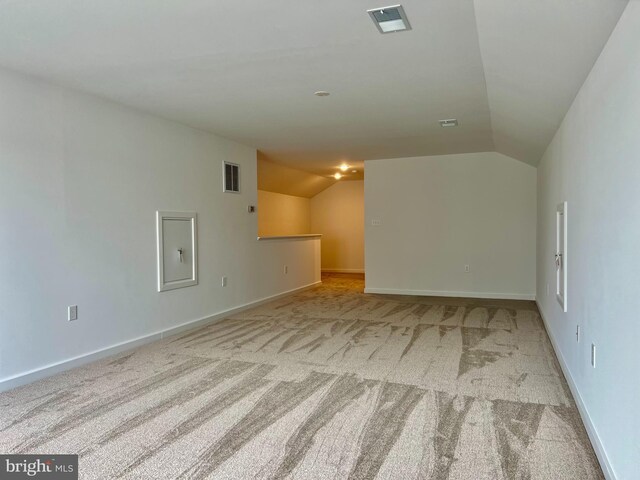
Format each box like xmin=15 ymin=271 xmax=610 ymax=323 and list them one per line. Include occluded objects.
xmin=68 ymin=305 xmax=78 ymax=321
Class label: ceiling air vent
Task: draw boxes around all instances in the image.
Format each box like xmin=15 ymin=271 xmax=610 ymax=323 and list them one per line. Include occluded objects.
xmin=367 ymin=5 xmax=411 ymax=34
xmin=439 ymin=119 xmax=459 ymax=128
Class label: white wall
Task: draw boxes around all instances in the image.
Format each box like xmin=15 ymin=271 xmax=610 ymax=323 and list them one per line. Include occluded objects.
xmin=365 ymin=152 xmax=536 ymax=299
xmin=310 ymin=181 xmax=364 ymax=273
xmin=0 ymin=67 xmax=320 ymax=388
xmin=536 ymin=3 xmax=640 ymax=478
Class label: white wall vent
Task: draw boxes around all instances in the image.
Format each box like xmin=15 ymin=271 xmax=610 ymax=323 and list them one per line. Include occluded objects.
xmin=439 ymin=119 xmax=459 ymax=128
xmin=223 ymin=161 xmax=240 ymax=193
xmin=367 ymin=5 xmax=411 ymax=34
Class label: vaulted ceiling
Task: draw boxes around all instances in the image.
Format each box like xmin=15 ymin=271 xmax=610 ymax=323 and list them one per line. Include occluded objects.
xmin=0 ymin=0 xmax=628 ymax=177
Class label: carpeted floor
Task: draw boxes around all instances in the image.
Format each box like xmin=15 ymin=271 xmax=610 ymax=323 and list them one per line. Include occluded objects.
xmin=0 ymin=273 xmax=602 ymax=479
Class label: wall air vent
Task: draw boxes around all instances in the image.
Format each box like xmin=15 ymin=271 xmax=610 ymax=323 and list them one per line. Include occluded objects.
xmin=439 ymin=119 xmax=459 ymax=128
xmin=367 ymin=5 xmax=411 ymax=34
xmin=223 ymin=161 xmax=240 ymax=193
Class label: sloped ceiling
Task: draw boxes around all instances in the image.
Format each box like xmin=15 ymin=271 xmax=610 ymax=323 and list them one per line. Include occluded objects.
xmin=257 ymin=153 xmax=335 ymax=198
xmin=474 ymin=0 xmax=629 ymax=165
xmin=0 ymin=0 xmax=629 ymax=178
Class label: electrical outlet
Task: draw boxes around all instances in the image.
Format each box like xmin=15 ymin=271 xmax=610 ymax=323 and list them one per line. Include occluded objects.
xmin=221 ymin=276 xmax=227 ymax=287
xmin=591 ymin=343 xmax=596 ymax=368
xmin=576 ymin=325 xmax=580 ymax=343
xmin=464 ymin=265 xmax=470 ymax=273
xmin=68 ymin=305 xmax=78 ymax=321
xmin=284 ymin=265 xmax=288 ymax=274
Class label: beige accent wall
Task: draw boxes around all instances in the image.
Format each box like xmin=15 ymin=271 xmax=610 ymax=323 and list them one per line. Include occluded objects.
xmin=310 ymin=181 xmax=364 ymax=273
xmin=258 ymin=190 xmax=311 ymax=236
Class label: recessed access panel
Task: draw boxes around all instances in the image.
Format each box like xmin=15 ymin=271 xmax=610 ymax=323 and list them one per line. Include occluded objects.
xmin=156 ymin=211 xmax=198 ymax=292
xmin=556 ymin=202 xmax=567 ymax=312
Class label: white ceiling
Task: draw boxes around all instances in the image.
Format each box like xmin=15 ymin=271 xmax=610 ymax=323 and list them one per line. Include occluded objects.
xmin=0 ymin=0 xmax=628 ymax=175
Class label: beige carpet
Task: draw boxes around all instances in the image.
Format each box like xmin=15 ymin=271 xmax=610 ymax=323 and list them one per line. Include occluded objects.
xmin=0 ymin=273 xmax=602 ymax=479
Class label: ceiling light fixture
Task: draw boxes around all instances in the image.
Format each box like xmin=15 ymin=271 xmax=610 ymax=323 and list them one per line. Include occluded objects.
xmin=334 ymin=173 xmax=342 ymax=180
xmin=339 ymin=164 xmax=349 ymax=172
xmin=352 ymin=169 xmax=357 ymax=173
xmin=314 ymin=91 xmax=330 ymax=97
xmin=367 ymin=5 xmax=411 ymax=34
xmin=439 ymin=119 xmax=459 ymax=128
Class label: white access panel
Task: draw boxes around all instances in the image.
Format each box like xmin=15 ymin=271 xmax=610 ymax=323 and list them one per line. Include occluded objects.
xmin=156 ymin=211 xmax=198 ymax=292
xmin=556 ymin=202 xmax=567 ymax=312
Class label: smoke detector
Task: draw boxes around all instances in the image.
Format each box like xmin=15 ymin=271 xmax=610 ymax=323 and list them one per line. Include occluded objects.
xmin=367 ymin=5 xmax=411 ymax=34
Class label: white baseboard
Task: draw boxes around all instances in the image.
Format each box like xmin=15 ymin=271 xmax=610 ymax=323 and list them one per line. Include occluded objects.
xmin=364 ymin=287 xmax=535 ymax=301
xmin=535 ymin=300 xmax=615 ymax=480
xmin=321 ymin=268 xmax=365 ymax=274
xmin=0 ymin=281 xmax=321 ymax=393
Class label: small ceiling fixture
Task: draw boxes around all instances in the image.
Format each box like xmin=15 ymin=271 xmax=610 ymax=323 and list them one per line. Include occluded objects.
xmin=352 ymin=169 xmax=357 ymax=173
xmin=314 ymin=91 xmax=330 ymax=97
xmin=339 ymin=164 xmax=349 ymax=172
xmin=439 ymin=119 xmax=459 ymax=128
xmin=367 ymin=5 xmax=411 ymax=34
xmin=334 ymin=172 xmax=342 ymax=180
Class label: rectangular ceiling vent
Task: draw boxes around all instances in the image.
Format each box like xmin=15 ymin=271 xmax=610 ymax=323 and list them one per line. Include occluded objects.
xmin=439 ymin=119 xmax=459 ymax=128
xmin=367 ymin=5 xmax=411 ymax=34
